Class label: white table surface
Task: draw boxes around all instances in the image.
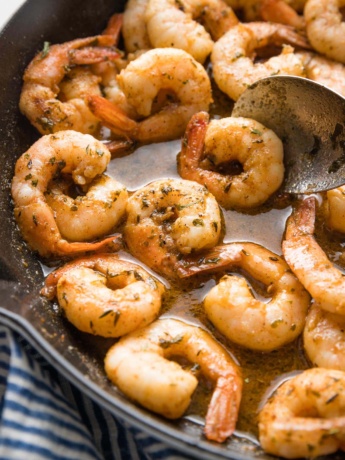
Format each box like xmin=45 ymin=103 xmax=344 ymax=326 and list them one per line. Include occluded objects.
xmin=0 ymin=0 xmax=26 ymax=31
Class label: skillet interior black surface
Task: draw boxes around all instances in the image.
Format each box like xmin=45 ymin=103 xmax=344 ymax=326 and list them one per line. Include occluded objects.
xmin=0 ymin=2 xmax=344 ymax=460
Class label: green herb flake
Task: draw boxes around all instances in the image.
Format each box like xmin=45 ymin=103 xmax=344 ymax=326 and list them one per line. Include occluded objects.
xmin=40 ymin=41 xmax=51 ymax=59
xmin=191 ymin=363 xmax=201 ymax=372
xmin=224 ymin=182 xmax=232 ymax=193
xmin=159 ymin=334 xmax=184 ymax=349
xmin=204 ymin=257 xmax=221 ymax=264
xmin=36 ymin=116 xmax=54 ymax=133
xmin=113 ymin=311 xmax=121 ymax=326
xmin=326 ymin=394 xmax=339 ymax=404
xmin=161 ymin=185 xmax=173 ymax=195
xmin=271 ymin=319 xmax=283 ymax=328
xmin=251 ymin=128 xmax=262 ymax=135
xmin=176 ymin=199 xmax=201 ymax=211
xmin=99 ymin=309 xmax=113 ymax=319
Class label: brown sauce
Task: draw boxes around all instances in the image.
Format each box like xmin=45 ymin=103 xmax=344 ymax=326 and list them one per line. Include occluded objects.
xmin=102 ymin=93 xmax=313 ymax=439
xmin=45 ymin=79 xmax=345 ymax=443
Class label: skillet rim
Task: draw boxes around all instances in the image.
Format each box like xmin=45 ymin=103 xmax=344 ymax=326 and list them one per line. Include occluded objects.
xmin=0 ymin=2 xmax=342 ymax=459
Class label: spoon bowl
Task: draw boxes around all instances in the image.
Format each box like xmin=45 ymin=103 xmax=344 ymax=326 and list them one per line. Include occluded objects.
xmin=232 ymin=76 xmax=345 ymax=194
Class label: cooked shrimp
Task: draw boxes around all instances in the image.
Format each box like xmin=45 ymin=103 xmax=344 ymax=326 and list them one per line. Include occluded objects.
xmin=202 ymin=242 xmax=310 ymax=351
xmin=101 ymin=13 xmax=124 ymax=44
xmin=298 ymin=52 xmax=345 ymax=97
xmin=41 ymin=254 xmax=164 ymax=337
xmin=304 ymin=303 xmax=345 ymax=371
xmin=19 ymin=35 xmax=120 ymax=135
xmin=87 ymin=48 xmax=213 ymax=143
xmin=104 ymin=318 xmax=242 ymax=442
xmin=305 ymin=0 xmax=345 ymax=64
xmin=178 ymin=111 xmax=284 ymax=209
xmin=124 ymin=178 xmax=222 ymax=279
xmin=260 ymin=0 xmax=306 ymax=30
xmin=122 ymin=0 xmax=151 ymax=53
xmin=324 ymin=186 xmax=345 ymax=233
xmin=224 ymin=0 xmax=306 ymax=21
xmin=45 ymin=174 xmax=127 ymax=242
xmin=145 ymin=0 xmax=238 ymax=63
xmin=211 ymin=22 xmax=308 ymax=101
xmin=282 ymin=196 xmax=345 ymax=315
xmin=259 ymin=368 xmax=345 ymax=458
xmin=11 ymin=130 xmax=123 ymax=258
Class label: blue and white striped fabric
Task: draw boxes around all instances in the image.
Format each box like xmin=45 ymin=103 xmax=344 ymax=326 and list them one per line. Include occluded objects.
xmin=0 ymin=325 xmax=192 ymax=460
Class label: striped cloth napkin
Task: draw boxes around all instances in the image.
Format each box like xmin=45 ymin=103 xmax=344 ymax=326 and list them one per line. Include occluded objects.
xmin=0 ymin=325 xmax=192 ymax=460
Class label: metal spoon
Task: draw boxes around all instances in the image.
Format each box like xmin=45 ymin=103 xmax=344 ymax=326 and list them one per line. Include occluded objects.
xmin=232 ymin=75 xmax=345 ymax=194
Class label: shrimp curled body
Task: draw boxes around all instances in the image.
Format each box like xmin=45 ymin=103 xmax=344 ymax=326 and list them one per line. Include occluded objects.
xmin=304 ymin=304 xmax=345 ymax=371
xmin=145 ymin=0 xmax=239 ymax=63
xmin=124 ymin=178 xmax=222 ymax=279
xmin=87 ymin=48 xmax=213 ymax=144
xmin=259 ymin=368 xmax=345 ymax=458
xmin=305 ymin=0 xmax=345 ymax=64
xmin=324 ymin=185 xmax=345 ymax=233
xmin=19 ymin=36 xmax=120 ymax=135
xmin=282 ymin=197 xmax=345 ymax=315
xmin=298 ymin=52 xmax=345 ymax=98
xmin=122 ymin=0 xmax=152 ymax=53
xmin=41 ymin=254 xmax=165 ymax=338
xmin=203 ymin=243 xmax=310 ymax=351
xmin=45 ymin=175 xmax=128 ymax=242
xmin=11 ymin=131 xmax=124 ymax=258
xmin=104 ymin=318 xmax=242 ymax=442
xmin=179 ymin=111 xmax=285 ymax=209
xmin=211 ymin=22 xmax=307 ymax=101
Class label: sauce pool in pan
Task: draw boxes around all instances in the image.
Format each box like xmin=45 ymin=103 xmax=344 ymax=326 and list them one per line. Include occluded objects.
xmin=93 ymin=87 xmax=309 ymax=441
xmin=40 ymin=77 xmax=343 ymax=444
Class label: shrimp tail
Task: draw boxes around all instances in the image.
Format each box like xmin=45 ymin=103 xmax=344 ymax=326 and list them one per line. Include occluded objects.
xmin=102 ymin=13 xmax=123 ymax=45
xmin=205 ymin=375 xmax=242 ymax=442
xmin=87 ymin=95 xmax=138 ymax=139
xmin=177 ymin=243 xmax=243 ymax=278
xmin=68 ymin=33 xmax=123 ymax=65
xmin=260 ymin=0 xmax=306 ymax=31
xmin=104 ymin=139 xmax=136 ymax=156
xmin=56 ymin=233 xmax=123 ymax=257
xmin=69 ymin=45 xmax=122 ymax=65
xmin=284 ymin=196 xmax=316 ymax=240
xmin=178 ymin=111 xmax=209 ymax=174
xmin=273 ymin=25 xmax=311 ymax=50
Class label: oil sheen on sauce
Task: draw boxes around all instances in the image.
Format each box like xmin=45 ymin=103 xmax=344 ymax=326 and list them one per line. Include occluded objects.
xmin=105 ymin=133 xmax=308 ymax=440
xmin=49 ymin=88 xmax=343 ymax=444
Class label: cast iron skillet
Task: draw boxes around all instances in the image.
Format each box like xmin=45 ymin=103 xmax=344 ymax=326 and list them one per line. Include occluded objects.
xmin=0 ymin=2 xmax=343 ymax=459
